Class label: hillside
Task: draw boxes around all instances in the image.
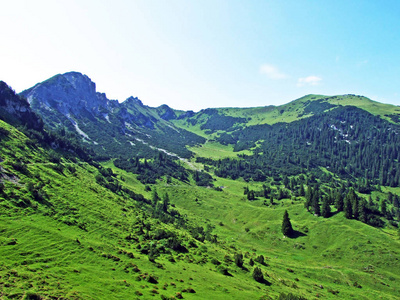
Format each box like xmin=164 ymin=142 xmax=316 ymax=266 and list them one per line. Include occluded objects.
xmin=2 ymin=109 xmax=400 ymax=300
xmin=1 ymin=76 xmax=400 ymax=299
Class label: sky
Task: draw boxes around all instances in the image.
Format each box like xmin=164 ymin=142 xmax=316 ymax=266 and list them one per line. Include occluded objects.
xmin=1 ymin=0 xmax=400 ymax=111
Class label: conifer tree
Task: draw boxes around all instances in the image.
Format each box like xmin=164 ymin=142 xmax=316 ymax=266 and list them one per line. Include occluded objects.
xmin=282 ymin=210 xmax=294 ymax=237
xmin=299 ymin=184 xmax=305 ymax=197
xmin=321 ymin=197 xmax=331 ymax=218
xmin=162 ymin=193 xmax=170 ymax=213
xmin=263 ymin=185 xmax=268 ymax=198
xmin=152 ymin=189 xmax=160 ymax=206
xmin=304 ymin=186 xmax=312 ymax=211
xmin=358 ymin=199 xmax=367 ymax=223
xmin=348 ymin=189 xmax=359 ymax=219
xmin=367 ymin=195 xmax=374 ymax=208
xmin=381 ymin=198 xmax=388 ymax=217
xmin=344 ymin=197 xmax=353 ymax=219
xmin=334 ymin=191 xmax=344 ymax=212
xmin=312 ymin=189 xmax=320 ymax=216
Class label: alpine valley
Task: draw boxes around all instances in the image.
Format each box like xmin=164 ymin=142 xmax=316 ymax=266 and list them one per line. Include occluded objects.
xmin=1 ymin=72 xmax=400 ymax=299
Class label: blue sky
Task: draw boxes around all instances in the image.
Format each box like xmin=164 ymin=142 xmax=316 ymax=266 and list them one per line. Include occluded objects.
xmin=1 ymin=0 xmax=400 ymax=111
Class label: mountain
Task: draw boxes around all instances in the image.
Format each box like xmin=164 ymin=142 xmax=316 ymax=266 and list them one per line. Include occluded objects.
xmin=19 ymin=72 xmax=400 ymax=190
xmin=1 ymin=74 xmax=400 ymax=299
xmin=21 ymin=72 xmax=204 ymax=160
xmin=0 ymin=81 xmax=43 ymax=131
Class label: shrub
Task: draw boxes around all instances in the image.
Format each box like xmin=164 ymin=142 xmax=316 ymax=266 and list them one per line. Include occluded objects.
xmin=249 ymin=258 xmax=254 ymax=266
xmin=234 ymin=253 xmax=244 ymax=268
xmin=253 ymin=267 xmax=264 ymax=283
xmin=255 ymin=255 xmax=265 ymax=265
xmin=217 ymin=265 xmax=231 ymax=276
xmin=0 ymin=127 xmax=9 ymax=137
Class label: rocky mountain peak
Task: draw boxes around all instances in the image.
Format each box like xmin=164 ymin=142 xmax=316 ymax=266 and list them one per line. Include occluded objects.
xmin=124 ymin=96 xmax=144 ymax=107
xmin=20 ymin=72 xmax=114 ymax=117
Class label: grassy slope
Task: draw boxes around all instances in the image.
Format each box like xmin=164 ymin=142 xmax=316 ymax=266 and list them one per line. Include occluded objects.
xmin=1 ymin=118 xmax=400 ymax=299
xmin=0 ymin=120 xmax=293 ymax=299
xmin=111 ymin=165 xmax=400 ymax=300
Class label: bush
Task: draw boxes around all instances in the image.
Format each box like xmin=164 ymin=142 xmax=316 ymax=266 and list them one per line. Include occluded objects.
xmin=234 ymin=253 xmax=244 ymax=268
xmin=217 ymin=265 xmax=231 ymax=276
xmin=255 ymin=255 xmax=265 ymax=265
xmin=252 ymin=267 xmax=264 ymax=282
xmin=12 ymin=161 xmax=28 ymax=174
xmin=249 ymin=258 xmax=254 ymax=266
xmin=0 ymin=127 xmax=9 ymax=137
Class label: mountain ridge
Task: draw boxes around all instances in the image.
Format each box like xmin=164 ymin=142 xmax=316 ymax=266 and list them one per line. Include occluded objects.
xmin=20 ymin=72 xmax=205 ymax=160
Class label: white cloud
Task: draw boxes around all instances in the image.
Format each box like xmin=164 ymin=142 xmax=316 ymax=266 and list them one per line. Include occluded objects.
xmin=297 ymin=76 xmax=322 ymax=87
xmin=259 ymin=64 xmax=288 ymax=79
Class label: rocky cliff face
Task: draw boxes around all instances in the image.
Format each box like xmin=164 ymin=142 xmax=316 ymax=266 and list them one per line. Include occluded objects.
xmin=0 ymin=81 xmax=43 ymax=130
xmin=21 ymin=72 xmax=119 ymax=118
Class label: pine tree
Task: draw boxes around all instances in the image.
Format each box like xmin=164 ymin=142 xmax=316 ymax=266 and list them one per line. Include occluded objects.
xmin=151 ymin=189 xmax=160 ymax=206
xmin=394 ymin=195 xmax=399 ymax=209
xmin=368 ymin=195 xmax=374 ymax=208
xmin=304 ymin=186 xmax=312 ymax=211
xmin=162 ymin=193 xmax=170 ymax=212
xmin=312 ymin=189 xmax=320 ymax=216
xmin=358 ymin=199 xmax=367 ymax=223
xmin=282 ymin=210 xmax=294 ymax=237
xmin=344 ymin=197 xmax=353 ymax=219
xmin=299 ymin=184 xmax=305 ymax=197
xmin=348 ymin=189 xmax=359 ymax=219
xmin=381 ymin=198 xmax=388 ymax=217
xmin=277 ymin=188 xmax=284 ymax=200
xmin=263 ymin=185 xmax=268 ymax=198
xmin=334 ymin=191 xmax=344 ymax=212
xmin=321 ymin=197 xmax=331 ymax=218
